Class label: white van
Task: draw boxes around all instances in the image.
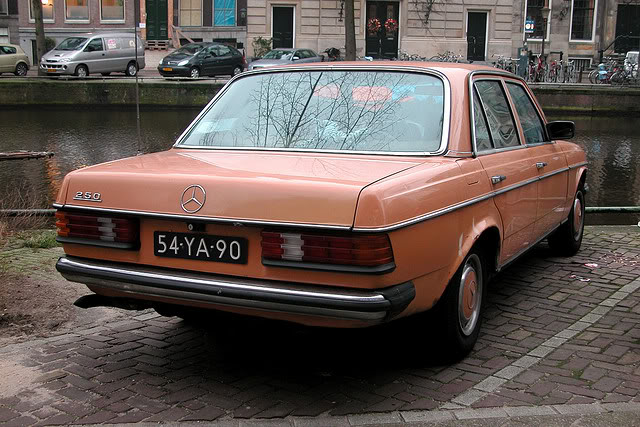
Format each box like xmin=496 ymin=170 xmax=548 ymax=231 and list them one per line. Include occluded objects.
xmin=40 ymin=32 xmax=145 ymax=77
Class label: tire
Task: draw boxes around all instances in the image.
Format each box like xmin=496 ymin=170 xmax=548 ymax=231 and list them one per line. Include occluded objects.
xmin=232 ymin=65 xmax=242 ymax=76
xmin=14 ymin=63 xmax=28 ymax=76
xmin=548 ymin=186 xmax=585 ymax=256
xmin=437 ymin=249 xmax=486 ymax=360
xmin=190 ymin=67 xmax=200 ymax=79
xmin=125 ymin=61 xmax=138 ymax=77
xmin=588 ymin=70 xmax=598 ymax=84
xmin=75 ymin=65 xmax=89 ymax=77
xmin=101 ymin=72 xmax=111 ymax=76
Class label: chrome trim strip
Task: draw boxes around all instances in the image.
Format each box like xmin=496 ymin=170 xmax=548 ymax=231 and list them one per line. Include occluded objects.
xmin=173 ymin=65 xmax=452 ymax=157
xmin=52 ymin=203 xmax=63 ymax=209
xmin=55 ymin=204 xmax=352 ymax=231
xmin=354 ymin=167 xmax=571 ymax=232
xmin=539 ymin=167 xmax=570 ymax=181
xmin=57 ymin=256 xmax=397 ymax=321
xmin=353 ymin=192 xmax=496 ymax=233
xmin=568 ymin=161 xmax=588 ymax=170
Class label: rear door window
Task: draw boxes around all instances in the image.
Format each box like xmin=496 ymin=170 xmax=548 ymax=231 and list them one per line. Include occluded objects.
xmin=506 ymin=83 xmax=547 ymax=145
xmin=474 ymin=80 xmax=520 ymax=149
xmin=473 ymin=89 xmax=493 ymax=152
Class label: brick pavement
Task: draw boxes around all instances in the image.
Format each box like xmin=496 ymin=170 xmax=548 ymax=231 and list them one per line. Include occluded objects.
xmin=0 ymin=226 xmax=639 ymax=425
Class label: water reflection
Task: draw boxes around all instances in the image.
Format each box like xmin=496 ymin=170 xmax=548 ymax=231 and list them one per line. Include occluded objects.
xmin=0 ymin=107 xmax=199 ymax=209
xmin=0 ymin=109 xmax=638 ymax=225
xmin=554 ymin=115 xmax=640 ymax=225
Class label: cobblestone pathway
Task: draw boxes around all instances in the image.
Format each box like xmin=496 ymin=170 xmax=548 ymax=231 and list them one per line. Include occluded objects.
xmin=0 ymin=227 xmax=639 ymax=425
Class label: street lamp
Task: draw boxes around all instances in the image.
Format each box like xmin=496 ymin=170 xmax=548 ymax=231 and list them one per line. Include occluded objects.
xmin=541 ymin=4 xmax=550 ymax=65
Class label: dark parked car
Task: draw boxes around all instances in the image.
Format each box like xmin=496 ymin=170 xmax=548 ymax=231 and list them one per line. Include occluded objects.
xmin=158 ymin=42 xmax=246 ymax=78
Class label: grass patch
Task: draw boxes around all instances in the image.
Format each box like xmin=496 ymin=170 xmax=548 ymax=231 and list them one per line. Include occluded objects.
xmin=16 ymin=230 xmax=60 ymax=249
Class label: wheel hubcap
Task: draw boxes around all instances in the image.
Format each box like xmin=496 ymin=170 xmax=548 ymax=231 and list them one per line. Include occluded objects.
xmin=458 ymin=254 xmax=482 ymax=336
xmin=573 ymin=193 xmax=584 ymax=239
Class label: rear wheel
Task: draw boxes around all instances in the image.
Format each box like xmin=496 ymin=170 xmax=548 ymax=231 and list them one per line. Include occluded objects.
xmin=125 ymin=61 xmax=138 ymax=77
xmin=14 ymin=63 xmax=28 ymax=76
xmin=548 ymin=186 xmax=585 ymax=256
xmin=232 ymin=65 xmax=242 ymax=75
xmin=437 ymin=250 xmax=485 ymax=360
xmin=75 ymin=64 xmax=89 ymax=77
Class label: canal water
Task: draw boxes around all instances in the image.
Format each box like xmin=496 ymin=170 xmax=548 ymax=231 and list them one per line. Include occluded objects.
xmin=0 ymin=108 xmax=638 ymax=225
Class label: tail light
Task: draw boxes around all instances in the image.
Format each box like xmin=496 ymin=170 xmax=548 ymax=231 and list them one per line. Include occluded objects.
xmin=261 ymin=231 xmax=394 ymax=270
xmin=55 ymin=211 xmax=139 ymax=248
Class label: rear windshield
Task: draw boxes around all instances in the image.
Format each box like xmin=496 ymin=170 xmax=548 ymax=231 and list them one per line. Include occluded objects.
xmin=178 ymin=70 xmax=445 ymax=153
xmin=262 ymin=50 xmax=293 ymax=59
xmin=56 ymin=37 xmax=88 ymax=51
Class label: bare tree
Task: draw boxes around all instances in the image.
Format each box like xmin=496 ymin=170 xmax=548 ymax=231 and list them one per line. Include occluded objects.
xmin=344 ymin=0 xmax=356 ymax=60
xmin=30 ymin=0 xmax=47 ymax=65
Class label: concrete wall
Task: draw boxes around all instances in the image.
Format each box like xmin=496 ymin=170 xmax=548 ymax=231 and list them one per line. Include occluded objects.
xmin=0 ymin=79 xmax=639 ymax=115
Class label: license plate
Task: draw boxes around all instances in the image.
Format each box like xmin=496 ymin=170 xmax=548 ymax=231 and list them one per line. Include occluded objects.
xmin=47 ymin=69 xmax=56 ymax=73
xmin=154 ymin=231 xmax=248 ymax=264
xmin=162 ymin=67 xmax=172 ymax=71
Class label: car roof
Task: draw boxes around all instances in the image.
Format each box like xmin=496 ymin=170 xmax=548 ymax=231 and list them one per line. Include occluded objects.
xmin=0 ymin=43 xmax=21 ymax=48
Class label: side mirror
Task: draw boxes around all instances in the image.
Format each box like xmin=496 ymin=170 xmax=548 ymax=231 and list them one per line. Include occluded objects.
xmin=292 ymin=56 xmax=300 ymax=60
xmin=546 ymin=121 xmax=575 ymax=140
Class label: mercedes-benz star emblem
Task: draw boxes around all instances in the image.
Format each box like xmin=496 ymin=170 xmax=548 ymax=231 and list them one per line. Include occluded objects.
xmin=181 ymin=185 xmax=206 ymax=213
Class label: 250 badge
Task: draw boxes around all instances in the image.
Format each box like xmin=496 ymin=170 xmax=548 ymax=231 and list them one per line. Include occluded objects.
xmin=73 ymin=191 xmax=102 ymax=202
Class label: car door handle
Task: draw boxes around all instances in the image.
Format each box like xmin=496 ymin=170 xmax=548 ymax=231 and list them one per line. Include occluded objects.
xmin=491 ymin=175 xmax=506 ymax=184
xmin=536 ymin=162 xmax=548 ymax=169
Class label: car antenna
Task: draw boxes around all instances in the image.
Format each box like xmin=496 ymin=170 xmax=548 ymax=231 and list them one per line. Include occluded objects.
xmin=134 ymin=0 xmax=142 ymax=156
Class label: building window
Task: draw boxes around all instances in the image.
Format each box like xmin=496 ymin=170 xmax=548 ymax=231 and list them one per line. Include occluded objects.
xmin=571 ymin=0 xmax=596 ymax=41
xmin=30 ymin=0 xmax=55 ymax=21
xmin=180 ymin=0 xmax=202 ymax=26
xmin=525 ymin=0 xmax=547 ymax=40
xmin=0 ymin=0 xmax=8 ymax=15
xmin=214 ymin=0 xmax=235 ymax=26
xmin=101 ymin=0 xmax=124 ymax=21
xmin=0 ymin=27 xmax=8 ymax=42
xmin=66 ymin=0 xmax=89 ymax=21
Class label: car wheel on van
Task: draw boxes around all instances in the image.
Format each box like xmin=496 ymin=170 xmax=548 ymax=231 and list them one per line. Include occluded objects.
xmin=75 ymin=65 xmax=89 ymax=78
xmin=14 ymin=63 xmax=28 ymax=76
xmin=125 ymin=61 xmax=138 ymax=77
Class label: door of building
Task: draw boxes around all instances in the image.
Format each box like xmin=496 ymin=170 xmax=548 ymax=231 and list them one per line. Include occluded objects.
xmin=272 ymin=6 xmax=294 ymax=48
xmin=467 ymin=12 xmax=487 ymax=61
xmin=615 ymin=4 xmax=640 ymax=53
xmin=146 ymin=0 xmax=168 ymax=41
xmin=365 ymin=1 xmax=399 ymax=59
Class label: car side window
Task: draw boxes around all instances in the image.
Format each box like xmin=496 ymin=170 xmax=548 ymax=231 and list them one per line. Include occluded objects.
xmin=474 ymin=80 xmax=520 ymax=149
xmin=506 ymin=83 xmax=547 ymax=145
xmin=1 ymin=46 xmax=16 ymax=54
xmin=473 ymin=89 xmax=493 ymax=152
xmin=87 ymin=38 xmax=104 ymax=52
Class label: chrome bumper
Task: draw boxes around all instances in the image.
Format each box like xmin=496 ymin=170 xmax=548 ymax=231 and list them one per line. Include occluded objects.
xmin=56 ymin=256 xmax=415 ymax=322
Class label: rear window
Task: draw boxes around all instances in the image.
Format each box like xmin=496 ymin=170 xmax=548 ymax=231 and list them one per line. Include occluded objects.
xmin=178 ymin=70 xmax=445 ymax=153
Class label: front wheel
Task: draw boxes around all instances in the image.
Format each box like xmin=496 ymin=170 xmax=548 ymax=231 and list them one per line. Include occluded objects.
xmin=75 ymin=64 xmax=89 ymax=77
xmin=14 ymin=63 xmax=28 ymax=76
xmin=125 ymin=61 xmax=138 ymax=77
xmin=548 ymin=187 xmax=585 ymax=256
xmin=190 ymin=67 xmax=200 ymax=79
xmin=438 ymin=250 xmax=485 ymax=360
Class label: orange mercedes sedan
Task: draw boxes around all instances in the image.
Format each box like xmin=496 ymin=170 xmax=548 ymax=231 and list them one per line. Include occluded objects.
xmin=54 ymin=63 xmax=587 ymax=358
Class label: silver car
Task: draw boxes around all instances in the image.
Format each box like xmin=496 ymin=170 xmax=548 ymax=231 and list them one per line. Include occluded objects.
xmin=248 ymin=48 xmax=323 ymax=71
xmin=40 ymin=32 xmax=145 ymax=77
